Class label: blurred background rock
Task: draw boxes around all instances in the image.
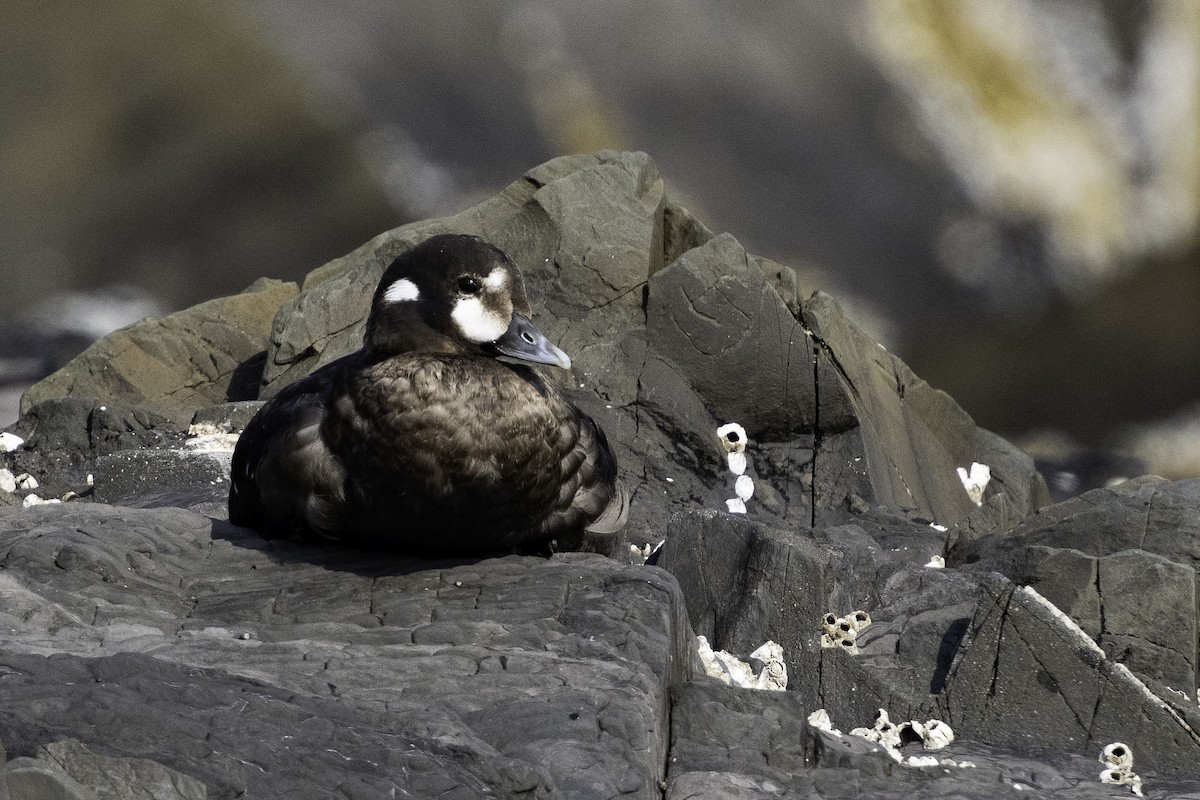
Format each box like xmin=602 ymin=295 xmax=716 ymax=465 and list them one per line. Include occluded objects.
xmin=2 ymin=0 xmax=1197 ymax=486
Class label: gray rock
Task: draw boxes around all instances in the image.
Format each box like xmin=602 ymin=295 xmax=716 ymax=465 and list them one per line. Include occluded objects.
xmin=191 ymin=401 xmax=265 ymax=433
xmin=3 ymin=757 xmax=98 ymax=800
xmin=92 ymin=449 xmax=231 ymax=510
xmin=803 ymin=292 xmax=1049 ymax=528
xmin=950 ymin=476 xmax=1200 ymax=697
xmin=647 ymin=232 xmax=814 ymax=441
xmin=657 ymin=511 xmax=833 ymax=708
xmin=667 ymin=681 xmax=810 ymax=783
xmin=941 ymin=574 xmax=1200 ymax=778
xmin=25 ymin=739 xmax=206 ymax=800
xmin=0 ymin=502 xmax=693 ymax=798
xmin=20 ymin=279 xmax=298 ymax=425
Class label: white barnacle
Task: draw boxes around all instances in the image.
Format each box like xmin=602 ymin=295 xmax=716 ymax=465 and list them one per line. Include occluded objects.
xmin=956 ymin=462 xmax=991 ymax=505
xmin=807 ymin=709 xmax=840 ymax=735
xmin=716 ymin=422 xmax=747 ymax=454
xmin=849 ymin=726 xmax=879 ymax=743
xmin=820 ymin=612 xmax=863 ymax=654
xmin=0 ymin=468 xmax=14 ymax=493
xmin=1100 ymin=767 xmax=1144 ymax=797
xmin=0 ymin=432 xmax=24 ymax=452
xmin=925 ymin=555 xmax=946 ymax=568
xmin=873 ymin=709 xmax=903 ymax=749
xmin=382 ymin=277 xmax=420 ymax=303
xmin=911 ymin=719 xmax=955 ymax=750
xmin=698 ymin=636 xmax=758 ymax=687
xmin=725 ymin=498 xmax=747 ymax=514
xmin=748 ymin=640 xmax=787 ymax=691
xmin=734 ymin=474 xmax=755 ymax=501
xmin=1099 ymin=743 xmax=1143 ymax=797
xmin=15 ymin=473 xmax=38 ymax=490
xmin=1101 ymin=742 xmax=1134 ymax=770
xmin=727 ymin=451 xmax=747 ymax=476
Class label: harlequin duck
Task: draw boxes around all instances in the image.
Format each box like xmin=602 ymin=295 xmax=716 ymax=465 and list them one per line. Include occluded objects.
xmin=228 ymin=234 xmax=628 ymax=556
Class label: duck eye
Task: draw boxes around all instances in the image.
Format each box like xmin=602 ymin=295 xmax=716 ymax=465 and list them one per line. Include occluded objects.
xmin=457 ymin=276 xmax=482 ymax=294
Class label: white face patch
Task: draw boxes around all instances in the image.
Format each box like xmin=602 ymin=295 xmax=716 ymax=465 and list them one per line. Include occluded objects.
xmin=382 ymin=278 xmax=420 ymax=303
xmin=452 ymin=297 xmax=509 ymax=343
xmin=483 ymin=267 xmax=507 ymax=291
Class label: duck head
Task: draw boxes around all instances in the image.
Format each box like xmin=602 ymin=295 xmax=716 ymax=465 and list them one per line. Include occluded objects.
xmin=365 ymin=233 xmax=571 ymax=369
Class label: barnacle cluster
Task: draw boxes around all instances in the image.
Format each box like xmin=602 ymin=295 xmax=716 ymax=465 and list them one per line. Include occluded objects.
xmin=849 ymin=709 xmax=955 ymax=754
xmin=820 ymin=610 xmax=872 ymax=655
xmin=716 ymin=423 xmax=755 ymax=514
xmin=696 ymin=636 xmax=787 ymax=691
xmin=813 ymin=708 xmax=965 ymax=767
xmin=1100 ymin=742 xmax=1144 ymax=797
xmin=956 ymin=461 xmax=991 ymax=505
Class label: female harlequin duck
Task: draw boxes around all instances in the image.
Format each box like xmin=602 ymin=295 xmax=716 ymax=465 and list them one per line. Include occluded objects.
xmin=228 ymin=233 xmax=628 ymax=556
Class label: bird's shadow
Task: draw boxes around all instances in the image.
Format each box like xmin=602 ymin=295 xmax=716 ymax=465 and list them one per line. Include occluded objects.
xmin=208 ymin=516 xmax=508 ymax=579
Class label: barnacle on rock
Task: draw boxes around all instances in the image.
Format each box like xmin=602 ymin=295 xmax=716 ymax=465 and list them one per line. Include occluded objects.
xmin=910 ymin=719 xmax=955 ymax=750
xmin=1101 ymin=742 xmax=1134 ymax=770
xmin=1099 ymin=743 xmax=1144 ymax=797
xmin=716 ymin=423 xmax=747 ymax=454
xmin=821 ymin=610 xmax=871 ymax=655
xmin=734 ymin=474 xmax=754 ymax=501
xmin=696 ymin=635 xmax=787 ymax=691
xmin=957 ymin=461 xmax=991 ymax=505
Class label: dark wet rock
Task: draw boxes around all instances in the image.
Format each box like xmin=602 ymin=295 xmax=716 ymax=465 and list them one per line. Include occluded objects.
xmin=949 ymin=476 xmax=1200 ymax=707
xmin=92 ymin=449 xmax=232 ymax=509
xmin=804 ymin=293 xmax=1049 ymax=528
xmin=646 ymin=232 xmax=814 ymax=441
xmin=667 ymin=680 xmax=810 ymax=785
xmin=941 ymin=574 xmax=1200 ymax=777
xmin=666 ymin=679 xmax=1200 ymax=799
xmin=4 ymin=397 xmax=185 ymax=496
xmin=0 ymin=503 xmax=692 ymax=799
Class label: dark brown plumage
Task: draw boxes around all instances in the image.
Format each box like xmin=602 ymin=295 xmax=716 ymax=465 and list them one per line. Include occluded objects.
xmin=229 ymin=234 xmax=627 ymax=556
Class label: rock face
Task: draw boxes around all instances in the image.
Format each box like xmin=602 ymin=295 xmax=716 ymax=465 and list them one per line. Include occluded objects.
xmin=0 ymin=504 xmax=691 ymax=798
xmin=3 ymin=151 xmax=1199 ymax=797
xmin=18 ymin=278 xmax=298 ymax=425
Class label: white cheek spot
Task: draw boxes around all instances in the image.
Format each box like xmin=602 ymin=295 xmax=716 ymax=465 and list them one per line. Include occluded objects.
xmin=484 ymin=268 xmax=507 ymax=290
xmin=383 ymin=278 xmax=420 ymax=303
xmin=452 ymin=297 xmax=509 ymax=343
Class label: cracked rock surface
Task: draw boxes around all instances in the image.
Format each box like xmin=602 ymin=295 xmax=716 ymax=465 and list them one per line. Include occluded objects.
xmin=3 ymin=151 xmax=1199 ymax=797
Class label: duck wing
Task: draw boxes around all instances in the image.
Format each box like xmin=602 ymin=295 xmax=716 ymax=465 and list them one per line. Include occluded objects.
xmin=228 ymin=356 xmax=354 ymax=539
xmin=544 ymin=407 xmax=629 ymax=555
